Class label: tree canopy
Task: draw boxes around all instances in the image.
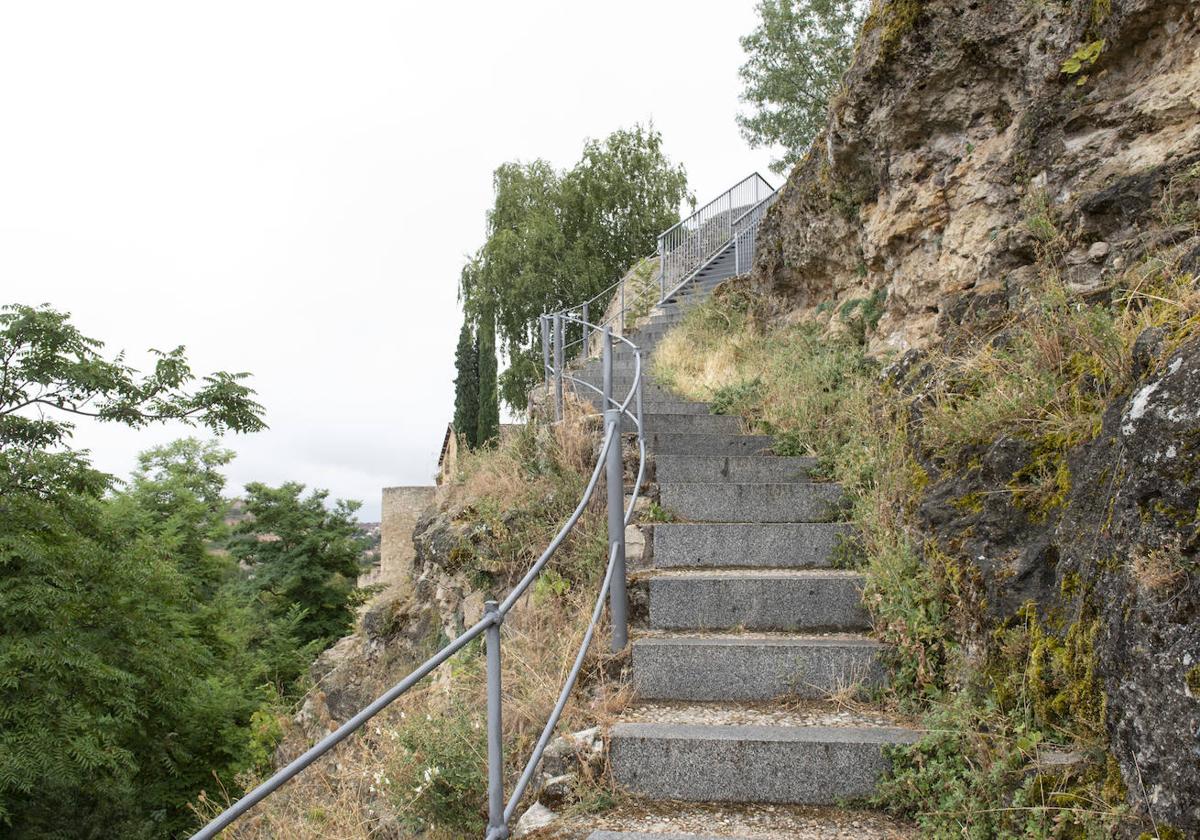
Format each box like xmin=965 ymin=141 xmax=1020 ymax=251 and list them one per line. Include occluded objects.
xmin=0 ymin=305 xmax=360 ymax=837
xmin=737 ymin=0 xmax=865 ymax=173
xmin=459 ymin=124 xmax=690 ymax=410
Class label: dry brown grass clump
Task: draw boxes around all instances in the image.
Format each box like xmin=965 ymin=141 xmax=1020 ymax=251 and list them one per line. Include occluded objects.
xmin=195 ymin=400 xmax=627 ymax=838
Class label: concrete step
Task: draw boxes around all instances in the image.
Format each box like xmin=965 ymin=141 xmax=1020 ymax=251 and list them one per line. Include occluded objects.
xmin=647 ymin=570 xmax=869 ymax=631
xmin=581 ymin=395 xmax=710 ymax=416
xmin=640 ymin=401 xmax=711 ymax=415
xmin=642 ymin=413 xmax=741 ymax=435
xmin=655 ymin=454 xmax=818 ymax=484
xmin=653 ymin=522 xmax=851 ymax=569
xmin=574 ymin=372 xmax=669 ymax=392
xmin=609 ymin=703 xmax=918 ymax=804
xmin=571 ymin=380 xmax=679 ymax=403
xmin=576 ymin=799 xmax=916 ymax=839
xmin=659 ymin=481 xmax=846 ymax=523
xmin=647 ymin=432 xmax=775 ymax=457
xmin=632 ymin=632 xmax=886 ymax=701
xmin=588 ymin=834 xmax=735 ymax=840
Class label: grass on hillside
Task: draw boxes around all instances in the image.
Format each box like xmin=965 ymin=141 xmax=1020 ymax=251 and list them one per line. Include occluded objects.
xmin=650 ymin=228 xmax=1198 ymax=836
xmin=195 ymin=397 xmax=626 ymax=838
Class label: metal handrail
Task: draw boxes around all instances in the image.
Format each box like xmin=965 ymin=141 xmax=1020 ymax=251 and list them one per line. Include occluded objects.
xmin=194 ymin=309 xmax=645 ymax=839
xmin=656 ymin=172 xmax=773 ymax=301
xmin=733 ymin=187 xmax=780 ymax=274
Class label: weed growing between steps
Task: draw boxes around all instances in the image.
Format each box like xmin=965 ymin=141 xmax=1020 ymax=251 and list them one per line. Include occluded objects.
xmin=651 ymin=249 xmax=1200 ymax=835
xmin=199 ymin=400 xmax=624 ymax=838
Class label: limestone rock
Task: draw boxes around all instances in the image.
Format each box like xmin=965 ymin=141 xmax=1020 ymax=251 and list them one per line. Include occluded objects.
xmin=513 ymin=802 xmax=557 ymax=837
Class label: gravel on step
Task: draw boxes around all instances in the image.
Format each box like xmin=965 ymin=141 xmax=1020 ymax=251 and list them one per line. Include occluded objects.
xmin=616 ymin=699 xmax=914 ymax=729
xmin=525 ymin=800 xmax=917 ymax=839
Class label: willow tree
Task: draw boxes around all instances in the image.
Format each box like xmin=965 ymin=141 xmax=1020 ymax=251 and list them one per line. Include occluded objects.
xmin=460 ymin=124 xmax=690 ymax=410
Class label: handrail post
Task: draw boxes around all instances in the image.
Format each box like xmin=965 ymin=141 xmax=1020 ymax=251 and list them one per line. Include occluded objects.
xmin=604 ymin=406 xmax=628 ymax=652
xmin=601 ymin=326 xmax=612 ymax=412
xmin=657 ymin=235 xmax=665 ymax=301
xmin=540 ymin=315 xmax=550 ymax=398
xmin=581 ymin=303 xmax=590 ymax=359
xmin=484 ymin=601 xmax=507 ymax=838
xmin=619 ymin=281 xmax=625 ymax=335
xmin=553 ymin=314 xmax=564 ymax=422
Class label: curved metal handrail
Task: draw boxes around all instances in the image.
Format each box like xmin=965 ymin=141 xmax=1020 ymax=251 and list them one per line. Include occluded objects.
xmin=656 ymin=172 xmax=774 ymax=302
xmin=195 ymin=305 xmax=645 ymax=840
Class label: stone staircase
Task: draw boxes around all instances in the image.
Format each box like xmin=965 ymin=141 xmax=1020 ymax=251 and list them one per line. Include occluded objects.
xmin=561 ymin=247 xmax=918 ymax=839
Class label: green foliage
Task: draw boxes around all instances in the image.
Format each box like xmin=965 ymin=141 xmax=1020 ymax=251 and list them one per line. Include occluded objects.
xmin=644 ymin=501 xmax=676 ymax=523
xmin=0 ymin=303 xmax=265 ymax=455
xmin=1060 ymin=39 xmax=1105 ymax=84
xmin=737 ymin=0 xmax=866 ymax=173
xmin=393 ymin=700 xmax=487 ymax=833
xmin=839 ymin=287 xmax=888 ymax=343
xmin=0 ymin=306 xmax=274 ymax=837
xmin=475 ymin=311 xmax=500 ymax=446
xmin=230 ymin=481 xmax=366 ymax=650
xmin=459 ymin=124 xmax=689 ymax=409
xmin=452 ymin=314 xmax=480 ymax=448
xmin=862 ymin=0 xmax=923 ymax=59
xmin=710 ymin=378 xmax=764 ymax=415
xmin=876 ymin=692 xmax=1125 ymax=838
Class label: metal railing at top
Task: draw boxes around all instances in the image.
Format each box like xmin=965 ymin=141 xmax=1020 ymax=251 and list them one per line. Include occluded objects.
xmin=733 ymin=186 xmax=780 ymax=275
xmin=193 ymin=318 xmax=645 ymax=840
xmin=657 ymin=172 xmax=774 ymax=302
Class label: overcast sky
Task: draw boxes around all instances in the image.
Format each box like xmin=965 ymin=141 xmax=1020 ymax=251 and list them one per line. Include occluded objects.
xmin=1 ymin=1 xmax=776 ymax=520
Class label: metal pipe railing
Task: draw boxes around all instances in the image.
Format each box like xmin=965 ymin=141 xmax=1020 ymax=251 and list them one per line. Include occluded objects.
xmin=733 ymin=188 xmax=780 ymax=274
xmin=656 ymin=172 xmax=773 ymax=301
xmin=195 ymin=296 xmax=645 ymax=840
xmin=197 ymin=173 xmax=768 ymax=840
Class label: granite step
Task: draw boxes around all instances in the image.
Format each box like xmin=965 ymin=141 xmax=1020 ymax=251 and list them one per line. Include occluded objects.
xmin=647 ymin=432 xmax=776 ymax=457
xmin=632 ymin=632 xmax=886 ymax=701
xmin=647 ymin=570 xmax=870 ymax=632
xmin=655 ymin=454 xmax=818 ymax=484
xmin=608 ymin=702 xmax=918 ymax=805
xmin=659 ymin=481 xmax=846 ymax=523
xmin=653 ymin=522 xmax=850 ymax=569
xmin=571 ymin=799 xmax=916 ymax=839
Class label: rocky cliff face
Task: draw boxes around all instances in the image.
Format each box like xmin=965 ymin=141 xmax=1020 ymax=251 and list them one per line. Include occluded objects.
xmin=753 ymin=0 xmax=1198 ymax=353
xmin=751 ymin=0 xmax=1199 ymax=831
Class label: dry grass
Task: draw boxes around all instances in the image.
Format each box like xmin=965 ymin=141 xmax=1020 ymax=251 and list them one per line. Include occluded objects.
xmin=1131 ymin=536 xmax=1190 ymax=594
xmin=195 ymin=402 xmax=628 ymax=838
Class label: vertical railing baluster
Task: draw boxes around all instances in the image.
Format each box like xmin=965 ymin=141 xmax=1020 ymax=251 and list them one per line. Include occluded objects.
xmin=601 ymin=326 xmax=612 ymax=412
xmin=540 ymin=315 xmax=550 ymax=399
xmin=484 ymin=601 xmax=505 ymax=837
xmin=553 ymin=314 xmax=564 ymax=422
xmin=581 ymin=303 xmax=590 ymax=359
xmin=605 ymin=404 xmax=628 ymax=652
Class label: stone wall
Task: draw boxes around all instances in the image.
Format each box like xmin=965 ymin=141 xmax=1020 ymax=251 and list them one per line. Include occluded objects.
xmin=372 ymin=486 xmax=436 ymax=589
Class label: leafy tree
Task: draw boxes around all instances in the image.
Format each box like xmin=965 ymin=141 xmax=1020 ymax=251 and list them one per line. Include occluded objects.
xmin=229 ymin=482 xmax=366 ymax=648
xmin=559 ymin=125 xmax=691 ymax=281
xmin=117 ymin=438 xmax=235 ymax=598
xmin=452 ymin=314 xmax=480 ymax=448
xmin=476 ymin=309 xmax=500 ymax=446
xmin=460 ymin=124 xmax=690 ymax=410
xmin=737 ymin=0 xmax=866 ymax=173
xmin=0 ymin=304 xmax=267 ymax=836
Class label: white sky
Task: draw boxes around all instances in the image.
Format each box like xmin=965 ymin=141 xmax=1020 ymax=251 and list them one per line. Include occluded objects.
xmin=1 ymin=1 xmax=776 ymax=520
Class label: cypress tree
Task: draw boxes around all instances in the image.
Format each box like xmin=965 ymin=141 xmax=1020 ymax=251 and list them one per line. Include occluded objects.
xmin=452 ymin=315 xmax=480 ymax=448
xmin=476 ymin=310 xmax=500 ymax=446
